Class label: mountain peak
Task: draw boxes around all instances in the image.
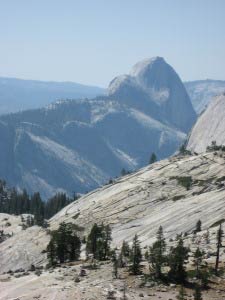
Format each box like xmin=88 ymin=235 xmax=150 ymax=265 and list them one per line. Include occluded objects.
xmin=107 ymin=57 xmax=196 ymax=133
xmin=130 ymin=56 xmax=166 ymax=77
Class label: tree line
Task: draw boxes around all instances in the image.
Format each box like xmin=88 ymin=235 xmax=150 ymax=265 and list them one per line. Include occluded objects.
xmin=0 ymin=179 xmax=78 ymax=225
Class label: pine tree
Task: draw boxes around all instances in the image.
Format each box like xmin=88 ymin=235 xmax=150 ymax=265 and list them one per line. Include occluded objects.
xmin=86 ymin=223 xmax=101 ymax=259
xmin=47 ymin=239 xmax=56 ymax=266
xmin=215 ymin=223 xmax=223 ymax=275
xmin=193 ymin=285 xmax=203 ymax=300
xmin=46 ymin=222 xmax=81 ymax=265
xmin=111 ymin=250 xmax=118 ymax=279
xmin=121 ymin=240 xmax=130 ymax=258
xmin=149 ymin=226 xmax=166 ymax=279
xmin=119 ymin=240 xmax=130 ymax=267
xmin=195 ymin=220 xmax=202 ymax=233
xmin=86 ymin=223 xmax=112 ymax=260
xmin=168 ymin=237 xmax=189 ymax=283
xmin=149 ymin=153 xmax=157 ymax=164
xmin=102 ymin=224 xmax=112 ymax=260
xmin=129 ymin=234 xmax=142 ymax=275
xmin=194 ymin=247 xmax=204 ymax=279
xmin=176 ymin=286 xmax=186 ymax=300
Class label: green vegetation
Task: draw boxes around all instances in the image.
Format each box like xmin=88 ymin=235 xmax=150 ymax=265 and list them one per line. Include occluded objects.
xmin=0 ymin=179 xmax=77 ymax=227
xmin=172 ymin=195 xmax=185 ymax=201
xmin=148 ymin=226 xmax=166 ymax=279
xmin=179 ymin=143 xmax=192 ymax=156
xmin=149 ymin=152 xmax=157 ymax=164
xmin=129 ymin=234 xmax=142 ymax=275
xmin=194 ymin=220 xmax=202 ymax=233
xmin=46 ymin=222 xmax=81 ymax=266
xmin=206 ymin=141 xmax=225 ymax=152
xmin=176 ymin=286 xmax=187 ymax=300
xmin=177 ymin=176 xmax=193 ymax=190
xmin=168 ymin=237 xmax=189 ymax=283
xmin=86 ymin=223 xmax=112 ymax=260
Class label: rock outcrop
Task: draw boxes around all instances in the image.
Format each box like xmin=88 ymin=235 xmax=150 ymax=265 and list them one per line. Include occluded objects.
xmin=1 ymin=152 xmax=225 ymax=273
xmin=187 ymin=94 xmax=225 ymax=153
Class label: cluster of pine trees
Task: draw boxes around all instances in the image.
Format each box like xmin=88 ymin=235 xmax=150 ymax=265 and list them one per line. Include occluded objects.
xmin=45 ymin=219 xmax=224 ymax=299
xmin=86 ymin=223 xmax=112 ymax=260
xmin=47 ymin=222 xmax=81 ymax=266
xmin=0 ymin=179 xmax=78 ymax=225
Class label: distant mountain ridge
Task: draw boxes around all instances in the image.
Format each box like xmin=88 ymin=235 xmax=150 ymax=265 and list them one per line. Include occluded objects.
xmin=0 ymin=57 xmax=196 ymax=198
xmin=184 ymin=79 xmax=225 ymax=114
xmin=0 ymin=77 xmax=105 ymax=115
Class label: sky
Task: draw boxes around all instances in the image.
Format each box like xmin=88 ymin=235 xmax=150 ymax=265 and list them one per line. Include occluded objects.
xmin=0 ymin=0 xmax=225 ymax=87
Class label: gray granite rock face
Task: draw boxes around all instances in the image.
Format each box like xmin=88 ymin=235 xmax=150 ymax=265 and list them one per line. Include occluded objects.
xmin=187 ymin=94 xmax=225 ymax=153
xmin=1 ymin=152 xmax=225 ymax=273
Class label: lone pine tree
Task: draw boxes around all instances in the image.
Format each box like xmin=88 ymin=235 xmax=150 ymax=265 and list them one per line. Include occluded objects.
xmin=149 ymin=152 xmax=157 ymax=164
xmin=168 ymin=237 xmax=189 ymax=283
xmin=149 ymin=226 xmax=166 ymax=279
xmin=194 ymin=247 xmax=204 ymax=279
xmin=129 ymin=234 xmax=142 ymax=275
xmin=215 ymin=223 xmax=224 ymax=275
xmin=86 ymin=223 xmax=112 ymax=260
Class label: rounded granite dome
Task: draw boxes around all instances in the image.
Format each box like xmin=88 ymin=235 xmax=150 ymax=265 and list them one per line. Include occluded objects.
xmin=130 ymin=56 xmax=180 ymax=90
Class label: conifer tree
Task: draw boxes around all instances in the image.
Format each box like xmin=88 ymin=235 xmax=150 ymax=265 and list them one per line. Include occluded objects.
xmin=195 ymin=220 xmax=202 ymax=233
xmin=215 ymin=223 xmax=223 ymax=275
xmin=102 ymin=224 xmax=112 ymax=260
xmin=193 ymin=285 xmax=203 ymax=300
xmin=111 ymin=250 xmax=118 ymax=279
xmin=121 ymin=240 xmax=130 ymax=258
xmin=86 ymin=223 xmax=112 ymax=260
xmin=168 ymin=237 xmax=189 ymax=283
xmin=149 ymin=153 xmax=157 ymax=164
xmin=149 ymin=226 xmax=166 ymax=279
xmin=47 ymin=239 xmax=56 ymax=266
xmin=86 ymin=223 xmax=101 ymax=259
xmin=176 ymin=286 xmax=187 ymax=300
xmin=46 ymin=222 xmax=81 ymax=265
xmin=194 ymin=247 xmax=204 ymax=279
xmin=119 ymin=240 xmax=130 ymax=267
xmin=129 ymin=234 xmax=142 ymax=275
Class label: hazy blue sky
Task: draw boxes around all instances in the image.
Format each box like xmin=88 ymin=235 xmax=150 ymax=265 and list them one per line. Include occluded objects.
xmin=0 ymin=0 xmax=224 ymax=87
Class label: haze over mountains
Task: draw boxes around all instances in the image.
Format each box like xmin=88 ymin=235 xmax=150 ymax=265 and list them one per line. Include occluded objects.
xmin=0 ymin=57 xmax=196 ymax=198
xmin=0 ymin=77 xmax=105 ymax=115
xmin=185 ymin=79 xmax=225 ymax=114
xmin=1 ymin=72 xmax=224 ymax=117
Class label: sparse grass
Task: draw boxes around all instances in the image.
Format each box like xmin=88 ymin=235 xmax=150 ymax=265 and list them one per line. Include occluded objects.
xmin=172 ymin=195 xmax=185 ymax=201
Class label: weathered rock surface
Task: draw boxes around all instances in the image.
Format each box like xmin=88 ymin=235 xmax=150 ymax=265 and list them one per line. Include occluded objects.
xmin=187 ymin=94 xmax=225 ymax=153
xmin=1 ymin=152 xmax=225 ymax=274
